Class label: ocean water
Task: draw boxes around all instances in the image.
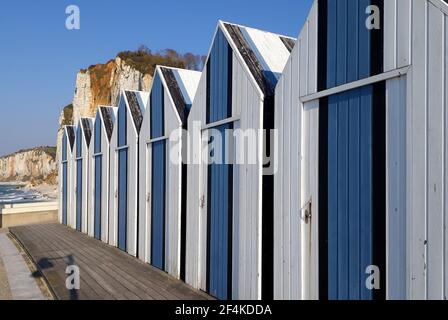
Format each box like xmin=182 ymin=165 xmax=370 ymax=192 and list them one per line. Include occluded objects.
xmin=0 ymin=184 xmax=44 ymax=204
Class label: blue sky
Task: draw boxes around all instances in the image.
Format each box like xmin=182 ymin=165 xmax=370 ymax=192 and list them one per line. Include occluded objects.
xmin=0 ymin=0 xmax=313 ymax=156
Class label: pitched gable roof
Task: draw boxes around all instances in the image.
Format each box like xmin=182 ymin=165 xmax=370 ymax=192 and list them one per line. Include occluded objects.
xmin=159 ymin=66 xmax=201 ymax=124
xmin=221 ymin=21 xmax=295 ymax=97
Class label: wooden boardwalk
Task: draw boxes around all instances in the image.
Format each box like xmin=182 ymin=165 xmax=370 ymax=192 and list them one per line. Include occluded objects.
xmin=9 ymin=223 xmax=212 ymax=300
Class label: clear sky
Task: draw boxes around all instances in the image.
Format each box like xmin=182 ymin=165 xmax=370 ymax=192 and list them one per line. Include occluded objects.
xmin=0 ymin=0 xmax=313 ymax=157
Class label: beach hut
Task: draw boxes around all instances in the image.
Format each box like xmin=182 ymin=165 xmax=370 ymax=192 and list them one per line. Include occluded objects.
xmin=274 ymin=0 xmax=448 ymax=300
xmin=138 ymin=66 xmax=201 ymax=279
xmin=59 ymin=125 xmax=76 ymax=227
xmin=88 ymin=106 xmax=117 ymax=242
xmin=109 ymin=90 xmax=149 ymax=256
xmin=74 ymin=118 xmax=93 ymax=234
xmin=185 ymin=21 xmax=294 ymax=300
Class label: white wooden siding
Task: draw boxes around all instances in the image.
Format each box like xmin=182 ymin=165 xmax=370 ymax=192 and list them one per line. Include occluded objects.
xmin=384 ymin=0 xmax=412 ymax=71
xmin=273 ymin=0 xmax=318 ymax=300
xmin=406 ymin=0 xmax=448 ymax=299
xmin=186 ymin=66 xmax=207 ymax=290
xmin=386 ymin=76 xmax=407 ymax=300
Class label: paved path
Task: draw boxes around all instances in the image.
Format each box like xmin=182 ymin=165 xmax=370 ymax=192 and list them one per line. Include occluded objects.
xmin=0 ymin=231 xmax=45 ymax=300
xmin=10 ymin=223 xmax=212 ymax=300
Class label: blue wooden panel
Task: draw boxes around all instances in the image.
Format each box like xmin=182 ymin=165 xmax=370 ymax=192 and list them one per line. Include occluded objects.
xmin=76 ymin=125 xmax=82 ymax=158
xmin=95 ymin=113 xmax=102 ymax=154
xmin=336 ymin=92 xmax=349 ymax=298
xmin=358 ymin=0 xmax=372 ymax=80
xmin=207 ymin=123 xmax=232 ymax=300
xmin=206 ymin=29 xmax=232 ymax=124
xmin=348 ymin=92 xmax=361 ymax=299
xmin=76 ymin=159 xmax=82 ymax=231
xmin=327 ymin=95 xmax=338 ymax=298
xmin=347 ymin=0 xmax=359 ymax=83
xmin=151 ymin=140 xmax=166 ymax=270
xmin=62 ymin=163 xmax=68 ymax=225
xmin=327 ymin=85 xmax=373 ymax=300
xmin=325 ymin=0 xmax=372 ymax=89
xmin=359 ymin=86 xmax=373 ymax=300
xmin=94 ymin=156 xmax=102 ymax=240
xmin=326 ymin=0 xmax=337 ymax=88
xmin=150 ymin=75 xmax=165 ymax=139
xmin=336 ymin=0 xmax=348 ymax=86
xmin=118 ymin=149 xmax=127 ymax=251
xmin=118 ymin=99 xmax=127 ymax=147
xmin=62 ymin=133 xmax=67 ymax=162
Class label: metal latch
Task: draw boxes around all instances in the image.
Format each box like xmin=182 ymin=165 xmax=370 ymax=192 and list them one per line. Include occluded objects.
xmin=146 ymin=193 xmax=151 ymax=203
xmin=200 ymin=195 xmax=205 ymax=209
xmin=301 ymin=199 xmax=312 ymax=224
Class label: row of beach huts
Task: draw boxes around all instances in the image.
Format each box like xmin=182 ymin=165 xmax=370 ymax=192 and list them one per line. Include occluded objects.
xmin=59 ymin=0 xmax=448 ymax=300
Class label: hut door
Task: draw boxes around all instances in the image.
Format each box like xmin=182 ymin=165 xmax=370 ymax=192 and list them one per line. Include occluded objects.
xmin=149 ymin=74 xmax=166 ymax=270
xmin=62 ymin=133 xmax=68 ymax=225
xmin=320 ymin=84 xmax=385 ymax=300
xmin=117 ymin=149 xmax=128 ymax=251
xmin=206 ymin=123 xmax=233 ymax=300
xmin=94 ymin=155 xmax=102 ymax=240
xmin=62 ymin=163 xmax=68 ymax=225
xmin=151 ymin=140 xmax=166 ymax=270
xmin=76 ymin=160 xmax=82 ymax=231
xmin=94 ymin=116 xmax=102 ymax=240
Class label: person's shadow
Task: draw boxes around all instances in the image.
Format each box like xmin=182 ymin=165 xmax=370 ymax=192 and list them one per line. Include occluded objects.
xmin=33 ymin=254 xmax=79 ymax=300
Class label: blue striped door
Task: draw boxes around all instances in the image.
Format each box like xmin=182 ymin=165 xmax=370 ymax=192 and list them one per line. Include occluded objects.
xmin=327 ymin=85 xmax=373 ymax=300
xmin=62 ymin=133 xmax=68 ymax=225
xmin=76 ymin=125 xmax=83 ymax=231
xmin=118 ymin=149 xmax=127 ymax=251
xmin=94 ymin=114 xmax=102 ymax=240
xmin=76 ymin=159 xmax=82 ymax=231
xmin=117 ymin=99 xmax=128 ymax=251
xmin=62 ymin=163 xmax=68 ymax=225
xmin=150 ymin=74 xmax=166 ymax=269
xmin=151 ymin=141 xmax=166 ymax=269
xmin=207 ymin=123 xmax=233 ymax=300
xmin=94 ymin=156 xmax=102 ymax=240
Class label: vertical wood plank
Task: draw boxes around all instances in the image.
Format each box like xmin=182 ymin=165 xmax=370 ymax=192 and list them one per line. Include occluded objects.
xmin=427 ymin=4 xmax=445 ymax=300
xmin=383 ymin=0 xmax=397 ymax=71
xmin=409 ymin=0 xmax=428 ymax=299
xmin=397 ymin=0 xmax=412 ymax=68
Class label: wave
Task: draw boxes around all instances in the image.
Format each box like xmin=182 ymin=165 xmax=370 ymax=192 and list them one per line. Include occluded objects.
xmin=0 ymin=185 xmax=44 ymax=204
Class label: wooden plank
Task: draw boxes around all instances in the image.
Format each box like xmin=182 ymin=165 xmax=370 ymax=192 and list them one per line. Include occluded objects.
xmin=397 ymin=0 xmax=412 ymax=68
xmin=384 ymin=0 xmax=397 ymax=71
xmin=427 ymin=4 xmax=445 ymax=299
xmin=409 ymin=0 xmax=428 ymax=299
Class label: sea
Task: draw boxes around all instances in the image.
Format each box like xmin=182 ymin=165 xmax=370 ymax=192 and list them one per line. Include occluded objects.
xmin=0 ymin=183 xmax=44 ymax=204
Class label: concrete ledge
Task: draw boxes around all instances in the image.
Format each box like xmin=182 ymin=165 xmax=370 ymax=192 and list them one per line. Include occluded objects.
xmin=0 ymin=202 xmax=58 ymax=228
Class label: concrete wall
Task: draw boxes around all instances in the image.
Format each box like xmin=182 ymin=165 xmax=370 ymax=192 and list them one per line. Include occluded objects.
xmin=0 ymin=202 xmax=58 ymax=228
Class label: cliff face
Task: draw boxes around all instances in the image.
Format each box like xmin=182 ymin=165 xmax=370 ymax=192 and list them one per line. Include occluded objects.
xmin=0 ymin=147 xmax=57 ymax=186
xmin=72 ymin=56 xmax=152 ymax=124
xmin=56 ymin=56 xmax=153 ymax=164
